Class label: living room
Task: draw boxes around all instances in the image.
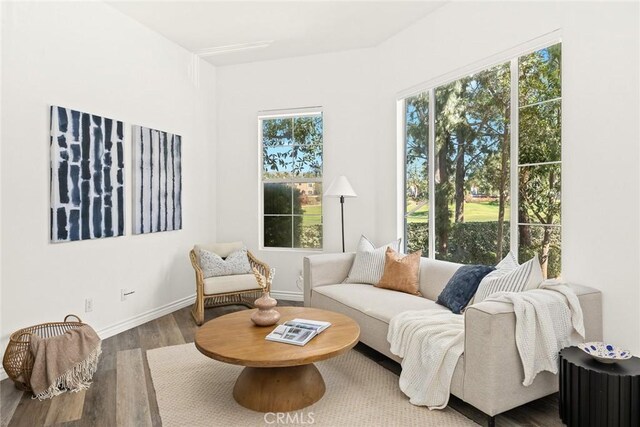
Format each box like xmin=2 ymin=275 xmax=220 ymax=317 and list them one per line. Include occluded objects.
xmin=1 ymin=1 xmax=639 ymax=426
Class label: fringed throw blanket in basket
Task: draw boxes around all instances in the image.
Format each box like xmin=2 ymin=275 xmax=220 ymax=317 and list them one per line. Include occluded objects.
xmin=29 ymin=324 xmax=102 ymax=400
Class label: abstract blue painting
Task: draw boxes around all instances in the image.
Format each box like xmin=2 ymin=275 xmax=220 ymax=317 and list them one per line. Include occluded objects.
xmin=50 ymin=106 xmax=125 ymax=242
xmin=133 ymin=125 xmax=182 ymax=234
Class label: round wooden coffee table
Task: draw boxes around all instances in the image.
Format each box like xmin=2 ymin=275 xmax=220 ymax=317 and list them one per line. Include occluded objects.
xmin=195 ymin=306 xmax=360 ymax=413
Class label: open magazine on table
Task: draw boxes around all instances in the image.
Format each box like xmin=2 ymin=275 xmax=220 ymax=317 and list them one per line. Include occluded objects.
xmin=265 ymin=318 xmax=332 ymax=346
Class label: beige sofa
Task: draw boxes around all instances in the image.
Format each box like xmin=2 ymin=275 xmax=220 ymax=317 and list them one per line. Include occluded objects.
xmin=303 ymin=252 xmax=603 ymax=420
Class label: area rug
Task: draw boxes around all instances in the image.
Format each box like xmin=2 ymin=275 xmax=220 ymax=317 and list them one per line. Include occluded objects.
xmin=146 ymin=343 xmax=477 ymax=426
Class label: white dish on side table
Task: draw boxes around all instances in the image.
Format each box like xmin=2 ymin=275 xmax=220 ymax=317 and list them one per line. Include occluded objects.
xmin=578 ymin=342 xmax=632 ymax=364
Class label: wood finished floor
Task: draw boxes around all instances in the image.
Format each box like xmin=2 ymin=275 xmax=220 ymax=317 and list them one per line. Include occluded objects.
xmin=1 ymin=302 xmax=562 ymax=427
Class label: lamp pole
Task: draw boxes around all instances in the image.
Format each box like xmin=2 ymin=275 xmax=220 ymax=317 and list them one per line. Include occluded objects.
xmin=340 ymin=195 xmax=345 ymax=252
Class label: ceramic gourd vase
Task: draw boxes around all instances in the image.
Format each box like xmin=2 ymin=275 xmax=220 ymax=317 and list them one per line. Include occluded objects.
xmin=251 ymin=268 xmax=280 ymax=326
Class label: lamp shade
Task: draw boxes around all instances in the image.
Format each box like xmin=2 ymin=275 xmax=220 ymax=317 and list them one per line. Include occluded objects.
xmin=324 ymin=175 xmax=357 ymax=198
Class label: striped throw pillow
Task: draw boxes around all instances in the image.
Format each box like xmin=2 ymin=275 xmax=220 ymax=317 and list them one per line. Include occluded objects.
xmin=493 ymin=251 xmax=519 ymax=272
xmin=345 ymin=235 xmax=402 ymax=285
xmin=468 ymin=252 xmax=518 ymax=305
xmin=473 ymin=254 xmax=543 ymax=303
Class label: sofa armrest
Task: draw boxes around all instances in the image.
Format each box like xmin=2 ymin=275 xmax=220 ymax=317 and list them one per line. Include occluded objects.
xmin=463 ymin=301 xmax=522 ymax=416
xmin=468 ymin=284 xmax=603 ymax=340
xmin=303 ymin=253 xmax=355 ymax=306
xmin=462 ymin=284 xmax=603 ymax=416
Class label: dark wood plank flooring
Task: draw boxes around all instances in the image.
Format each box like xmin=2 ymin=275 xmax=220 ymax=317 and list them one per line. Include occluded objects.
xmin=1 ymin=301 xmax=562 ymax=427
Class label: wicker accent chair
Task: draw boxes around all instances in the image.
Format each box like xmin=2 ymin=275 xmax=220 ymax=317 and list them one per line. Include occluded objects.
xmin=189 ymin=241 xmax=271 ymax=326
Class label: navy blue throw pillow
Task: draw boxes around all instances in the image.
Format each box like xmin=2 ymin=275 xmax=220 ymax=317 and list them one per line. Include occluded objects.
xmin=437 ymin=265 xmax=495 ymax=314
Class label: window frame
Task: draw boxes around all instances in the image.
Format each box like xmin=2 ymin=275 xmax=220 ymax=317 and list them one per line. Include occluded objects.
xmin=258 ymin=108 xmax=324 ymax=251
xmin=397 ymin=34 xmax=562 ymax=267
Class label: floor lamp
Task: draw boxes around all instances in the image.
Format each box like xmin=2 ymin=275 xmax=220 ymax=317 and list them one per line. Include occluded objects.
xmin=324 ymin=176 xmax=357 ymax=252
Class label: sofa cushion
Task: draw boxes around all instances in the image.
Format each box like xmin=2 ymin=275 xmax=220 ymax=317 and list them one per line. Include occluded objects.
xmin=376 ymin=248 xmax=422 ymax=295
xmin=313 ymin=284 xmax=447 ymax=323
xmin=437 ymin=264 xmax=495 ymax=314
xmin=418 ymin=258 xmax=463 ymax=301
xmin=203 ymin=274 xmax=260 ymax=295
xmin=345 ymin=235 xmax=402 ymax=285
xmin=309 ymin=289 xmax=466 ymax=401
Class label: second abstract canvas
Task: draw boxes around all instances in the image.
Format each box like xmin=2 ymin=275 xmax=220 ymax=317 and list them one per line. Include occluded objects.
xmin=133 ymin=125 xmax=182 ymax=234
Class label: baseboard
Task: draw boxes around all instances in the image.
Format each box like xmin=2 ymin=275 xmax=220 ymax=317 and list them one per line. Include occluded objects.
xmin=96 ymin=293 xmax=195 ymax=340
xmin=271 ymin=290 xmax=304 ymax=302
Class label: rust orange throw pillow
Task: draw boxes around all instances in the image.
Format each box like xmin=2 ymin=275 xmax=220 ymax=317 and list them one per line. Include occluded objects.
xmin=376 ymin=247 xmax=422 ymax=296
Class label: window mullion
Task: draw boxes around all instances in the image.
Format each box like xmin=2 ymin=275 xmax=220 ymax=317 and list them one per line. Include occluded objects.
xmin=518 ymin=160 xmax=561 ymax=168
xmin=291 ymin=185 xmax=295 ymax=248
xmin=509 ymin=58 xmax=519 ymax=259
xmin=259 ymin=119 xmax=264 ymax=248
xmin=428 ymin=88 xmax=436 ymax=259
xmin=399 ymin=99 xmax=408 ymax=250
xmin=518 ymin=96 xmax=561 ymax=110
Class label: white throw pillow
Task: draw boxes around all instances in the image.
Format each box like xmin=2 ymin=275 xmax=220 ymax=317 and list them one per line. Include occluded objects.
xmin=198 ymin=247 xmax=252 ymax=278
xmin=473 ymin=253 xmax=543 ymax=303
xmin=344 ymin=235 xmax=402 ymax=285
xmin=493 ymin=251 xmax=519 ymax=272
xmin=468 ymin=252 xmax=517 ymax=305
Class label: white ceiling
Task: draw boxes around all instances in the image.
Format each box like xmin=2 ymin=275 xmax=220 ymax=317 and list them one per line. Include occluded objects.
xmin=108 ymin=1 xmax=445 ymax=66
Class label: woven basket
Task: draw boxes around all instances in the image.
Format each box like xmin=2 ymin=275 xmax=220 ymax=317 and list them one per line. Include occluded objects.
xmin=2 ymin=314 xmax=84 ymax=391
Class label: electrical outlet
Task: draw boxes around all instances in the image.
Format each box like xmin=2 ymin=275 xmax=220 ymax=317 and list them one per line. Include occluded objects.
xmin=85 ymin=298 xmax=93 ymax=313
xmin=121 ymin=289 xmax=135 ymax=301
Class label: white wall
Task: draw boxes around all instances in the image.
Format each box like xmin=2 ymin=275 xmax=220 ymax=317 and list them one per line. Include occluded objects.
xmin=0 ymin=1 xmax=217 ymax=353
xmin=216 ymin=48 xmax=381 ymax=299
xmin=216 ymin=2 xmax=640 ymax=353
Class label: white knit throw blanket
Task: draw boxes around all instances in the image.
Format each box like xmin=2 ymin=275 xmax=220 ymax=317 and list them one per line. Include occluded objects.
xmin=485 ymin=282 xmax=585 ymax=386
xmin=387 ymin=310 xmax=464 ymax=409
xmin=387 ymin=283 xmax=584 ymax=409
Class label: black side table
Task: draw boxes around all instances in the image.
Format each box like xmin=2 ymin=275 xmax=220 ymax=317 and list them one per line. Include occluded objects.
xmin=559 ymin=346 xmax=640 ymax=426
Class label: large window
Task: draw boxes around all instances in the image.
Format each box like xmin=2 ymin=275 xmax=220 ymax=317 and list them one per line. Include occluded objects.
xmin=260 ymin=111 xmax=323 ymax=249
xmin=403 ymin=43 xmax=561 ymax=278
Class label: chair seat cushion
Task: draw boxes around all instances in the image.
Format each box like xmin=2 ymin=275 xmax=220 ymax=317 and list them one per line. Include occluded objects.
xmin=313 ymin=283 xmax=447 ymax=323
xmin=203 ymin=274 xmax=261 ymax=295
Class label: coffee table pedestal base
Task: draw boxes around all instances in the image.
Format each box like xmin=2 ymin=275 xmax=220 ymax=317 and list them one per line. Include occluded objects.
xmin=233 ymin=364 xmax=326 ymax=412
